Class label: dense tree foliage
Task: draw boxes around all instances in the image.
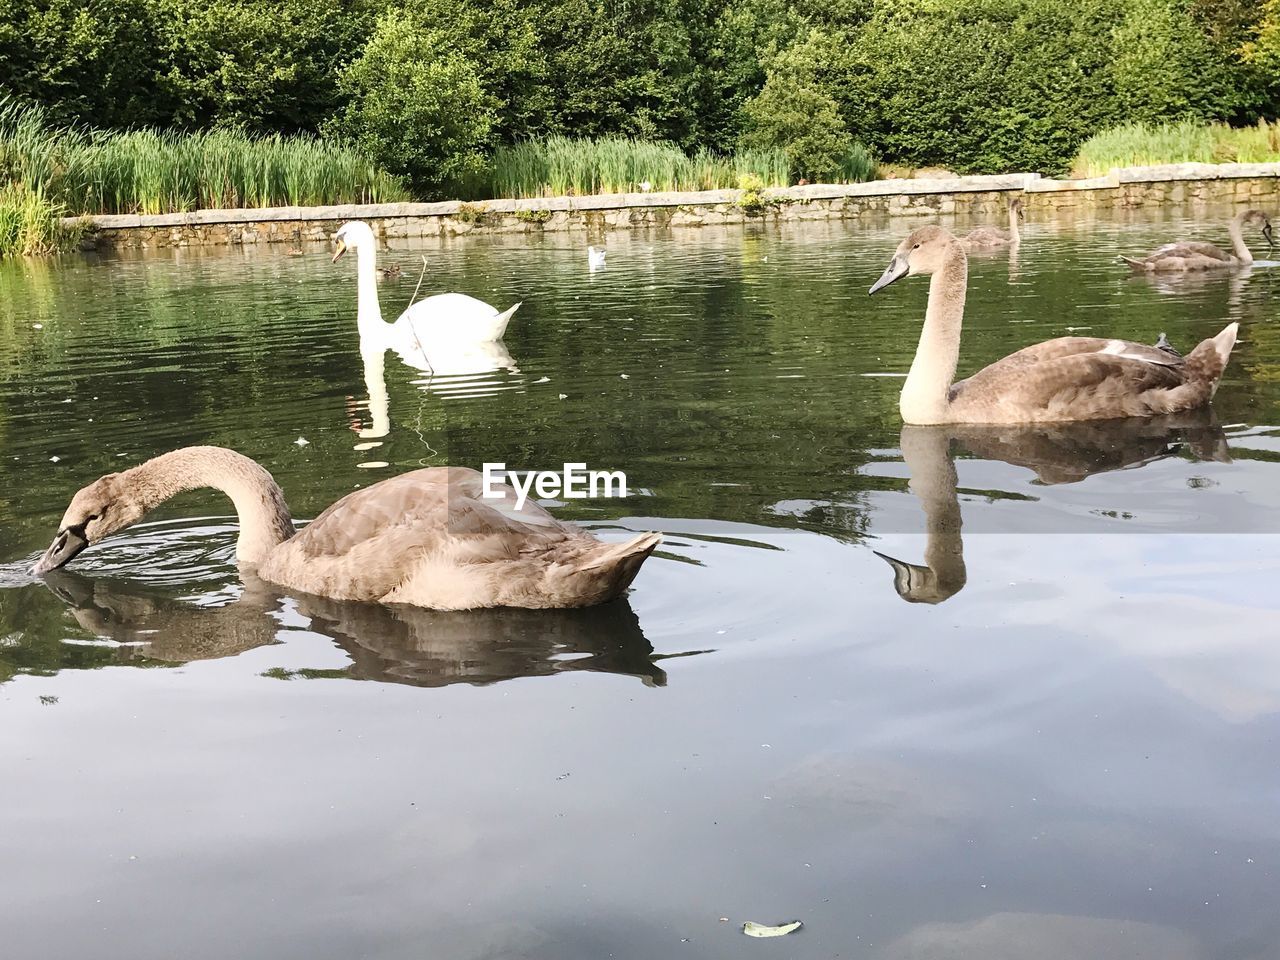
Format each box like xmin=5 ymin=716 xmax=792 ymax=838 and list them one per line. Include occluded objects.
xmin=1 ymin=0 xmax=1276 ymax=192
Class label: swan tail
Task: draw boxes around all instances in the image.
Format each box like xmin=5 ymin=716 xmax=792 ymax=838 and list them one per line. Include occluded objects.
xmin=579 ymin=531 xmax=662 ymax=599
xmin=1184 ymin=322 xmax=1238 ymax=398
xmin=490 ymin=302 xmax=521 ymax=340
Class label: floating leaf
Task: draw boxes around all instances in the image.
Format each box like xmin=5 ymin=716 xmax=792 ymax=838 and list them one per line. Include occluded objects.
xmin=742 ymin=920 xmax=802 ymax=938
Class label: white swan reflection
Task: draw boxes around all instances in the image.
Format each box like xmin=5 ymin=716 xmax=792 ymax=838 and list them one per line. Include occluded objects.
xmin=346 ymin=337 xmax=523 ymax=442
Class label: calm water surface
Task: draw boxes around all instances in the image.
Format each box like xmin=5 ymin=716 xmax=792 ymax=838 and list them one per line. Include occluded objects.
xmin=2 ymin=207 xmax=1279 ymax=959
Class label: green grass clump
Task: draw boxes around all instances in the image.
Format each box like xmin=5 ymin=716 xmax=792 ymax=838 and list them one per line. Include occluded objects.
xmin=478 ymin=135 xmax=797 ymax=199
xmin=1 ymin=95 xmax=409 ymax=230
xmin=0 ymin=182 xmax=80 ymax=258
xmin=1073 ymin=120 xmax=1280 ymax=177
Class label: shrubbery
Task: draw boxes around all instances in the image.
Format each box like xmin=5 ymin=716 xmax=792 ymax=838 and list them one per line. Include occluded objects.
xmin=1 ymin=0 xmax=1276 ymax=196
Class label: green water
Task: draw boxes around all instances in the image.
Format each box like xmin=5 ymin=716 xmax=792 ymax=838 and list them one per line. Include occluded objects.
xmin=1 ymin=209 xmax=1279 ymax=958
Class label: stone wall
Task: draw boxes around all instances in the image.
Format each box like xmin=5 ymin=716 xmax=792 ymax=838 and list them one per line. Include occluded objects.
xmin=73 ymin=163 xmax=1280 ymax=250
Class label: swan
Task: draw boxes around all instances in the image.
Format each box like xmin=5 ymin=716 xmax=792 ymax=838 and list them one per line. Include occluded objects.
xmin=31 ymin=446 xmax=661 ymax=610
xmin=868 ymin=226 xmax=1238 ymax=424
xmin=960 ymin=197 xmax=1022 ymax=249
xmin=333 ymin=221 xmax=520 ymax=346
xmin=1121 ymin=209 xmax=1273 ymax=272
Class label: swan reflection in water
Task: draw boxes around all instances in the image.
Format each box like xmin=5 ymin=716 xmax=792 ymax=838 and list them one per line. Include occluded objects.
xmin=347 ymin=337 xmax=523 ymax=440
xmin=878 ymin=413 xmax=1231 ymax=604
xmin=42 ymin=570 xmax=680 ymax=687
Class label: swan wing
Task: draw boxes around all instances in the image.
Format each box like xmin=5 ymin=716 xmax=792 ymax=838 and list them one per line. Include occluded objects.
xmin=396 ymin=294 xmax=520 ymax=344
xmin=259 ymin=467 xmax=574 ymax=601
xmin=953 ymin=352 xmax=1188 ymax=421
xmin=958 ymin=336 xmax=1182 ymax=388
xmin=961 ymin=227 xmax=1011 ymax=246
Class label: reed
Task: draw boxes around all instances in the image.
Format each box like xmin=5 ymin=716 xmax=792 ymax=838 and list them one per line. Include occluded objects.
xmin=1 ymin=95 xmax=409 ymax=223
xmin=478 ymin=136 xmax=806 ymax=199
xmin=0 ymin=182 xmax=81 ymax=258
xmin=1073 ymin=120 xmax=1280 ymax=177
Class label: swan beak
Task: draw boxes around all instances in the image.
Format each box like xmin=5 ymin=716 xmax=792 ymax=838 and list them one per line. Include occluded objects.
xmin=32 ymin=527 xmax=89 ymax=576
xmin=869 ymin=255 xmax=909 ymax=294
xmin=332 ymin=238 xmax=347 ymax=263
xmin=1264 ymin=222 xmax=1274 ymax=250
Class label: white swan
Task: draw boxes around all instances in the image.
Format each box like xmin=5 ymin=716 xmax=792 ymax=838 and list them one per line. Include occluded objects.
xmin=333 ymin=221 xmax=520 ymax=347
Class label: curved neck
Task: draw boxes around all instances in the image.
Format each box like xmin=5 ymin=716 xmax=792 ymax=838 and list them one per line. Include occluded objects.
xmin=354 ymin=243 xmax=390 ymax=338
xmin=1008 ymin=205 xmax=1021 ymax=244
xmin=1227 ymin=215 xmax=1252 ymax=263
xmin=901 ymin=243 xmax=966 ymax=425
xmin=903 ymin=427 xmax=966 ymax=596
xmin=125 ymin=447 xmax=296 ymax=564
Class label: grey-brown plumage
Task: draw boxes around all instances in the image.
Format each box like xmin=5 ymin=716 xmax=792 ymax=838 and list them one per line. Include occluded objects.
xmin=876 ymin=413 xmax=1229 ymax=603
xmin=1121 ymin=208 xmax=1273 ymax=272
xmin=868 ymin=226 xmax=1239 ymax=424
xmin=32 ymin=447 xmax=661 ymax=610
xmin=960 ymin=197 xmax=1023 ymax=249
xmin=42 ymin=569 xmax=673 ymax=686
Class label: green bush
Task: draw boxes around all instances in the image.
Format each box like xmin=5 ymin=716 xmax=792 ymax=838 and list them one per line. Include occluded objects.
xmin=326 ymin=13 xmax=497 ymax=198
xmin=740 ymin=35 xmax=857 ymax=182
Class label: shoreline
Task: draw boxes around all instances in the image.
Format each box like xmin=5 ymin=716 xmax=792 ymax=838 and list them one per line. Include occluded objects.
xmin=70 ymin=162 xmax=1280 ymax=250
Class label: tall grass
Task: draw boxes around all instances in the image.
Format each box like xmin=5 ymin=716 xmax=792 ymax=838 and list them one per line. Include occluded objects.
xmin=1 ymin=95 xmax=409 ymax=232
xmin=474 ymin=135 xmax=874 ymax=199
xmin=0 ymin=183 xmax=78 ymax=257
xmin=1073 ymin=120 xmax=1280 ymax=177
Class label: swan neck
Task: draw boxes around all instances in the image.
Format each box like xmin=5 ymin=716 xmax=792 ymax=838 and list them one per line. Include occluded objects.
xmin=1227 ymin=215 xmax=1252 ymax=263
xmin=1008 ymin=205 xmax=1021 ymax=244
xmin=127 ymin=447 xmax=296 ymax=565
xmin=355 ymin=243 xmax=389 ymax=337
xmin=901 ymin=244 xmax=966 ymax=425
xmin=904 ymin=428 xmax=965 ymax=591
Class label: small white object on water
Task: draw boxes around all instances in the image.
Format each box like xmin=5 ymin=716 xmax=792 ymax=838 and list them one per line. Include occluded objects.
xmin=534 ymin=376 xmax=551 ymax=384
xmin=620 ymin=374 xmax=630 ymax=379
xmin=588 ymin=246 xmax=607 ymax=270
xmin=558 ymin=393 xmax=568 ymax=400
xmin=32 ymin=323 xmax=43 ymax=330
xmin=742 ymin=921 xmax=802 ymax=938
xmin=49 ymin=456 xmax=60 ymax=463
xmin=294 ymin=437 xmax=310 ymax=447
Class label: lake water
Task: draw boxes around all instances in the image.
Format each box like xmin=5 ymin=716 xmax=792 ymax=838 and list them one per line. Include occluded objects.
xmin=2 ymin=208 xmax=1279 ymax=959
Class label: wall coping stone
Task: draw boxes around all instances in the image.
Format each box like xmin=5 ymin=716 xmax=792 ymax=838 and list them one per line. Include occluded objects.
xmin=66 ymin=162 xmax=1280 ymax=232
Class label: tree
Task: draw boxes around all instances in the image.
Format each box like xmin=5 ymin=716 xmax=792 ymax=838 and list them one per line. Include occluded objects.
xmin=326 ymin=13 xmax=497 ymax=197
xmin=740 ymin=32 xmax=854 ymax=181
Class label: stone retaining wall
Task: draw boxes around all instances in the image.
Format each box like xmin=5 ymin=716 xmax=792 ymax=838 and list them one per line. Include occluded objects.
xmin=73 ymin=163 xmax=1280 ymax=250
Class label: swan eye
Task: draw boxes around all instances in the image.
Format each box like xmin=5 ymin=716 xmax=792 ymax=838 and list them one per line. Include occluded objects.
xmin=912 ymin=243 xmax=921 ymax=249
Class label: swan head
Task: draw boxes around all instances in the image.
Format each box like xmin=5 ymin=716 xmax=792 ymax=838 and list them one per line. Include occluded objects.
xmin=1241 ymin=209 xmax=1273 ymax=249
xmin=332 ymin=221 xmax=377 ymax=263
xmin=1009 ymin=196 xmax=1024 ymax=220
xmin=33 ymin=474 xmax=146 ymax=574
xmin=874 ymin=550 xmax=965 ymax=604
xmin=868 ymin=226 xmax=961 ymax=294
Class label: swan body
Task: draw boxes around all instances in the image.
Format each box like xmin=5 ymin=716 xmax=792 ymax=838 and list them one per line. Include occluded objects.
xmin=1121 ymin=209 xmax=1273 ymax=272
xmin=961 ymin=197 xmax=1022 ymax=249
xmin=32 ymin=447 xmax=661 ymax=610
xmin=869 ymin=226 xmax=1238 ymax=425
xmin=334 ymin=221 xmax=520 ymax=345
